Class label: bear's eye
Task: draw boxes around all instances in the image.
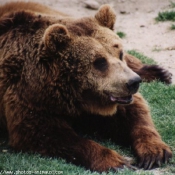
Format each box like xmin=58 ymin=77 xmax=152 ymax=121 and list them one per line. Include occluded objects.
xmin=93 ymin=57 xmax=108 ymax=71
xmin=119 ymin=51 xmax=123 ymax=61
xmin=113 ymin=44 xmax=119 ymax=48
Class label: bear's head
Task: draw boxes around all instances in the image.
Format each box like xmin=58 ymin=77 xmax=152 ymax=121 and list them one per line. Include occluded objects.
xmin=0 ymin=5 xmax=141 ymax=116
xmin=40 ymin=4 xmax=141 ymax=116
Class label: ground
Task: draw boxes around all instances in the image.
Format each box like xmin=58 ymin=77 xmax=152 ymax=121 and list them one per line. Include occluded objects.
xmin=1 ymin=0 xmax=174 ymax=82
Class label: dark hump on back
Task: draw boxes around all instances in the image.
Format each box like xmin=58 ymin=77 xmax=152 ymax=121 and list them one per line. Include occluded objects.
xmin=67 ymin=18 xmax=96 ymax=36
xmin=0 ymin=11 xmax=49 ymax=36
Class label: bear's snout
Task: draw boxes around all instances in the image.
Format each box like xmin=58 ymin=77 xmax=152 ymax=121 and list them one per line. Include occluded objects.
xmin=126 ymin=76 xmax=142 ymax=94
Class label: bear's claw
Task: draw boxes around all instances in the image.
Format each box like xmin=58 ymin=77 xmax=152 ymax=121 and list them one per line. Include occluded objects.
xmin=139 ymin=65 xmax=172 ymax=84
xmin=160 ymin=68 xmax=172 ymax=84
xmin=111 ymin=164 xmax=137 ymax=172
xmin=137 ymin=145 xmax=172 ymax=170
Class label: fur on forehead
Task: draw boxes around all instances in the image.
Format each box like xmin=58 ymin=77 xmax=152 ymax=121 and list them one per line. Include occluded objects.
xmin=95 ymin=4 xmax=116 ymax=30
xmin=59 ymin=5 xmax=116 ymax=37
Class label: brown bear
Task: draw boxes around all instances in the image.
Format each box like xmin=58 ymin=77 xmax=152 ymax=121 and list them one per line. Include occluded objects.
xmin=0 ymin=1 xmax=172 ymax=172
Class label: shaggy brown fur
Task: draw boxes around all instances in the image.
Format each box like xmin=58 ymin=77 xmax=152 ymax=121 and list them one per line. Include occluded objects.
xmin=0 ymin=2 xmax=172 ymax=172
xmin=124 ymin=54 xmax=172 ymax=84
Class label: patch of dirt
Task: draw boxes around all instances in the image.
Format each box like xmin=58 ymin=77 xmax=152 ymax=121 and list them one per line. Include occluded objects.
xmin=1 ymin=0 xmax=175 ymax=83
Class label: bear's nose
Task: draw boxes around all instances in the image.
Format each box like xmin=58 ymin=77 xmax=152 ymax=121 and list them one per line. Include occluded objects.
xmin=126 ymin=76 xmax=142 ymax=94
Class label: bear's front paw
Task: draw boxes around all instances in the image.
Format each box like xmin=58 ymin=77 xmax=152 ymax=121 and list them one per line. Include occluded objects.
xmin=135 ymin=141 xmax=172 ymax=170
xmin=90 ymin=149 xmax=136 ymax=172
xmin=152 ymin=65 xmax=172 ymax=84
xmin=141 ymin=65 xmax=172 ymax=84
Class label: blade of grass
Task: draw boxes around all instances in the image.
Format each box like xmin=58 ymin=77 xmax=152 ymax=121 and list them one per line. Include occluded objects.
xmin=117 ymin=31 xmax=126 ymax=38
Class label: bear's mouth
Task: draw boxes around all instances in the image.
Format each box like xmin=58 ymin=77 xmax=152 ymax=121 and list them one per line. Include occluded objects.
xmin=109 ymin=94 xmax=133 ymax=104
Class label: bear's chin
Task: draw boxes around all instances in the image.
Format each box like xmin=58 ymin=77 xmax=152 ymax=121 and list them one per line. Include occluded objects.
xmin=83 ymin=103 xmax=118 ymax=116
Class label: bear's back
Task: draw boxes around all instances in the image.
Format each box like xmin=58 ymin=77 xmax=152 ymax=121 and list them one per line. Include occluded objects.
xmin=0 ymin=1 xmax=67 ymax=18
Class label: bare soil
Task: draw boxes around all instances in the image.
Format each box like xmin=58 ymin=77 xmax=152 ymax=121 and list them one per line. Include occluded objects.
xmin=1 ymin=0 xmax=175 ymax=83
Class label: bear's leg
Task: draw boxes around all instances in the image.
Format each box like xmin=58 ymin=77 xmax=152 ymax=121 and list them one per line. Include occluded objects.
xmin=124 ymin=53 xmax=172 ymax=84
xmin=74 ymin=93 xmax=172 ymax=170
xmin=116 ymin=93 xmax=172 ymax=169
xmin=6 ymin=106 xmax=134 ymax=172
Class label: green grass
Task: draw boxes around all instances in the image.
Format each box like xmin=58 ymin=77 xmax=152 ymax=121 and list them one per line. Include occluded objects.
xmin=0 ymin=152 xmax=154 ymax=175
xmin=127 ymin=50 xmax=156 ymax=64
xmin=156 ymin=11 xmax=175 ymax=21
xmin=170 ymin=1 xmax=175 ymax=8
xmin=0 ymin=51 xmax=175 ymax=174
xmin=117 ymin=31 xmax=126 ymax=38
xmin=170 ymin=23 xmax=175 ymax=29
xmin=156 ymin=3 xmax=175 ymax=29
xmin=156 ymin=2 xmax=175 ymax=29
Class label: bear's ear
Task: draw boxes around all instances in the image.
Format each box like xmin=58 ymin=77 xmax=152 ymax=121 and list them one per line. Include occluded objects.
xmin=43 ymin=24 xmax=71 ymax=52
xmin=95 ymin=4 xmax=116 ymax=30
